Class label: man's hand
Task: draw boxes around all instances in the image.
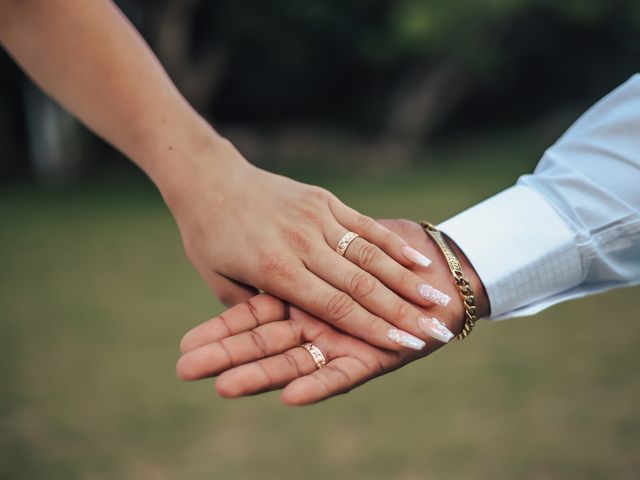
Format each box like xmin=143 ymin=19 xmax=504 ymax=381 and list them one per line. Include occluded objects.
xmin=176 ymin=219 xmax=489 ymax=405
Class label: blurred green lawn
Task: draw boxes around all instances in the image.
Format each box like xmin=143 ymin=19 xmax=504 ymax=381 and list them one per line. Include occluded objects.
xmin=1 ymin=135 xmax=639 ymax=479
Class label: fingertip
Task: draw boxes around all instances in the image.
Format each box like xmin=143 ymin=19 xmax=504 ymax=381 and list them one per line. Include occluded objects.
xmin=176 ymin=355 xmax=197 ymax=382
xmin=281 ymin=374 xmax=333 ymax=406
xmin=401 ymin=246 xmax=432 ymax=268
xmin=371 ymin=223 xmax=416 ymax=268
xmin=179 ymin=330 xmax=197 ymax=355
xmin=280 ymin=385 xmax=312 ymax=406
xmin=386 ymin=327 xmax=426 ymax=351
xmin=215 ymin=375 xmax=240 ymax=398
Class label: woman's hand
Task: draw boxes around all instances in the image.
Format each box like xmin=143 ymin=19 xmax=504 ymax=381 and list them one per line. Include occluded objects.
xmin=176 ymin=219 xmax=490 ymax=405
xmin=0 ymin=0 xmax=450 ymax=351
xmin=162 ymin=138 xmax=453 ymax=351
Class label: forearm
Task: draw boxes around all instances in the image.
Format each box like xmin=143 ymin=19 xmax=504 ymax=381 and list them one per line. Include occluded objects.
xmin=0 ymin=0 xmax=237 ymax=193
xmin=0 ymin=1 xmax=483 ymax=343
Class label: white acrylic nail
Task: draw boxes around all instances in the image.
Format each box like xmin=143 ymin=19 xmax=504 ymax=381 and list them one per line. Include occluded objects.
xmin=418 ymin=316 xmax=454 ymax=343
xmin=402 ymin=246 xmax=432 ymax=268
xmin=387 ymin=328 xmax=426 ymax=350
xmin=418 ymin=283 xmax=451 ymax=306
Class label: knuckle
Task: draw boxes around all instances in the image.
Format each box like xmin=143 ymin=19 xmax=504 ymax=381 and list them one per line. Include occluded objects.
xmin=283 ymin=351 xmax=305 ymax=376
xmin=312 ymin=372 xmax=332 ymax=395
xmin=393 ymin=300 xmax=412 ymax=321
xmin=244 ymin=298 xmax=263 ymax=326
xmin=359 ymin=353 xmax=385 ymax=375
xmin=376 ymin=219 xmax=393 ymax=230
xmin=398 ymin=269 xmax=417 ymax=288
xmin=326 ymin=364 xmax=352 ymax=385
xmin=287 ymin=320 xmax=303 ymax=344
xmin=379 ymin=228 xmax=395 ymax=244
xmin=357 ymin=242 xmax=381 ymax=269
xmin=301 ymin=208 xmax=321 ymax=225
xmin=308 ymin=186 xmax=332 ymax=202
xmin=355 ymin=214 xmax=376 ymax=232
xmin=258 ymin=252 xmax=292 ymax=279
xmin=256 ymin=361 xmax=275 ymax=384
xmin=281 ymin=227 xmax=313 ymax=254
xmin=348 ymin=271 xmax=377 ymax=299
xmin=248 ymin=331 xmax=268 ymax=358
xmin=362 ymin=313 xmax=379 ymax=333
xmin=216 ymin=342 xmax=234 ymax=367
xmin=325 ymin=292 xmax=355 ymax=321
xmin=217 ymin=314 xmax=234 ymax=337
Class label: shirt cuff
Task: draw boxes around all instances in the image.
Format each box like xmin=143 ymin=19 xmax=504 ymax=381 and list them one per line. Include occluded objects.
xmin=438 ymin=185 xmax=583 ymax=319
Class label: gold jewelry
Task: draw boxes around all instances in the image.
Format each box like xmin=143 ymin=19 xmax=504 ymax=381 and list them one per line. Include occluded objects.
xmin=301 ymin=342 xmax=326 ymax=369
xmin=335 ymin=232 xmax=359 ymax=256
xmin=420 ymin=221 xmax=479 ymax=340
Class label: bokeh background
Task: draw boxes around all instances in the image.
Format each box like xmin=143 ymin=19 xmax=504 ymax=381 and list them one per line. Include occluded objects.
xmin=1 ymin=1 xmax=639 ymax=479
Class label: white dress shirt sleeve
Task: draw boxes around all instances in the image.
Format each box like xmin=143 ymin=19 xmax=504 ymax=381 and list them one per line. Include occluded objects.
xmin=439 ymin=74 xmax=640 ymax=319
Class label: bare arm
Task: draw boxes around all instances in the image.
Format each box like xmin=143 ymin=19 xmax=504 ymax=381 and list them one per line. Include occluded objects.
xmin=0 ymin=0 xmax=457 ymax=351
xmin=0 ymin=0 xmax=225 ymax=191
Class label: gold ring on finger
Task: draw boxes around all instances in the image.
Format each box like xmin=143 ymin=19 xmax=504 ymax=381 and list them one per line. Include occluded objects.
xmin=335 ymin=231 xmax=359 ymax=257
xmin=301 ymin=342 xmax=326 ymax=369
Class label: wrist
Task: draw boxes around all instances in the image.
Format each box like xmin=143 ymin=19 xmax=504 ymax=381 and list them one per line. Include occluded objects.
xmin=446 ymin=236 xmax=491 ymax=318
xmin=138 ymin=121 xmax=252 ymax=213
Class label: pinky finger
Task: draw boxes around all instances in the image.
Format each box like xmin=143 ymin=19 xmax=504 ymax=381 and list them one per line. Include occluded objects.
xmin=329 ymin=201 xmax=432 ymax=269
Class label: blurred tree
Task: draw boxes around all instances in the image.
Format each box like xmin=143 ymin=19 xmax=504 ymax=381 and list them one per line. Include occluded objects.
xmin=133 ymin=0 xmax=228 ymax=114
xmin=1 ymin=0 xmax=638 ymax=179
xmin=369 ymin=0 xmax=640 ymax=156
xmin=23 ymin=84 xmax=89 ymax=183
xmin=0 ymin=51 xmax=27 ymax=179
xmin=195 ymin=0 xmax=639 ymax=160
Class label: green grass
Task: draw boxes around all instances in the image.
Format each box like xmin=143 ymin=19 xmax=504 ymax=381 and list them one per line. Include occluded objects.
xmin=1 ymin=142 xmax=639 ymax=479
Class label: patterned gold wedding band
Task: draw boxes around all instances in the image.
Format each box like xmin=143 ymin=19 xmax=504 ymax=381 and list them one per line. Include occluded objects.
xmin=335 ymin=231 xmax=359 ymax=256
xmin=301 ymin=342 xmax=326 ymax=369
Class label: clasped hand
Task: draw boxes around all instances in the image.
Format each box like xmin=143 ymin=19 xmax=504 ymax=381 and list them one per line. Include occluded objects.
xmin=176 ymin=219 xmax=489 ymax=405
xmin=167 ymin=145 xmax=458 ymax=352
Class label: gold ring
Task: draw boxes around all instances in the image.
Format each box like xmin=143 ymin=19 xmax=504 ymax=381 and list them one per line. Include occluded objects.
xmin=335 ymin=232 xmax=359 ymax=256
xmin=301 ymin=342 xmax=326 ymax=369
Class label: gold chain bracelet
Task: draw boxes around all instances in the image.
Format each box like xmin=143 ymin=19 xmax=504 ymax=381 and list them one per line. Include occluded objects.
xmin=420 ymin=221 xmax=478 ymax=340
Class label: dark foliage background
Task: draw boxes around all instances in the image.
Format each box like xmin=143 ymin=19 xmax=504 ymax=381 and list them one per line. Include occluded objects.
xmin=1 ymin=0 xmax=639 ymax=180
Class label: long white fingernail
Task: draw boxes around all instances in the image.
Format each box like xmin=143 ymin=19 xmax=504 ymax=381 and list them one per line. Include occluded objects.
xmin=402 ymin=246 xmax=432 ymax=268
xmin=418 ymin=283 xmax=451 ymax=306
xmin=418 ymin=316 xmax=454 ymax=343
xmin=387 ymin=328 xmax=425 ymax=350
